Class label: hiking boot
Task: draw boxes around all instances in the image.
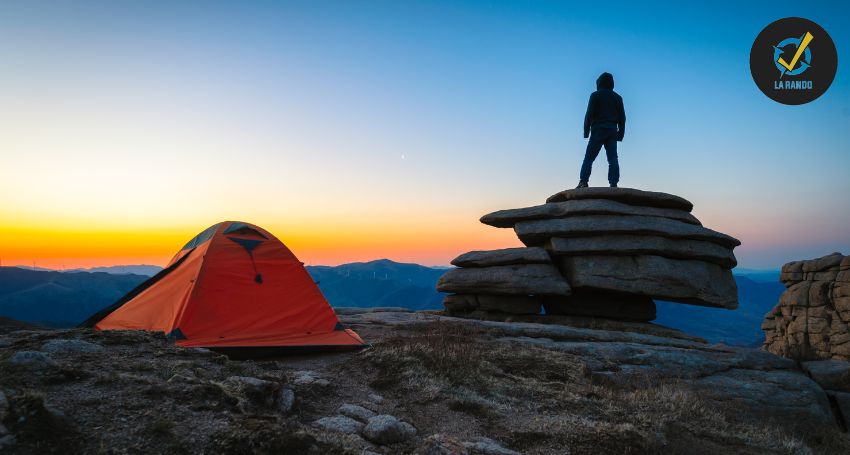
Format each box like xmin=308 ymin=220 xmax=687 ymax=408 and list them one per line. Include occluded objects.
xmin=576 ymin=181 xmax=589 ymax=189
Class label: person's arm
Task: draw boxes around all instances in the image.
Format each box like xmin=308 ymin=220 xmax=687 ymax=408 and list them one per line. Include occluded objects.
xmin=616 ymin=96 xmax=626 ymax=141
xmin=583 ymin=93 xmax=596 ymax=138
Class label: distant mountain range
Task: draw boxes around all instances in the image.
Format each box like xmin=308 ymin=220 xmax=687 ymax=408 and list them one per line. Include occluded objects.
xmin=0 ymin=261 xmax=784 ymax=346
xmin=10 ymin=264 xmax=164 ymax=276
xmin=67 ymin=265 xmax=165 ymax=276
xmin=307 ymin=259 xmax=446 ymax=311
xmin=0 ymin=267 xmax=149 ymax=327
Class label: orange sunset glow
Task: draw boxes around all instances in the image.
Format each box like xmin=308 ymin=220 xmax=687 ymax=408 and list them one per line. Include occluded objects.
xmin=0 ymin=215 xmax=522 ymax=269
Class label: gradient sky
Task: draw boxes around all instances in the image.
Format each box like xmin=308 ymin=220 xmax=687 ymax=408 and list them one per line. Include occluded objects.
xmin=1 ymin=0 xmax=848 ymax=269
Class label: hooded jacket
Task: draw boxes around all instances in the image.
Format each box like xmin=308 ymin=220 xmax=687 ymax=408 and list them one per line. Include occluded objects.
xmin=583 ymin=72 xmax=626 ymax=140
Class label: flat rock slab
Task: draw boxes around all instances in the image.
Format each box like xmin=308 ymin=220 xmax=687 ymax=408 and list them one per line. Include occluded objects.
xmin=801 ymin=360 xmax=850 ymax=392
xmin=515 ymin=215 xmax=741 ymax=249
xmin=502 ymin=337 xmax=832 ymax=426
xmin=507 ymin=338 xmax=794 ymax=379
xmin=559 ymin=255 xmax=738 ymax=309
xmin=340 ymin=310 xmax=708 ymax=348
xmin=450 ymin=247 xmax=551 ymax=267
xmin=545 ymin=187 xmax=694 ymax=211
xmin=437 ymin=264 xmax=571 ymax=296
xmin=481 ymin=198 xmax=701 ymax=228
xmin=547 ymin=235 xmax=737 ymax=268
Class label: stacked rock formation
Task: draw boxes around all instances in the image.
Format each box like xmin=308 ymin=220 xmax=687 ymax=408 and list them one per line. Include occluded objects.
xmin=763 ymin=253 xmax=850 ymax=360
xmin=438 ymin=188 xmax=741 ymax=322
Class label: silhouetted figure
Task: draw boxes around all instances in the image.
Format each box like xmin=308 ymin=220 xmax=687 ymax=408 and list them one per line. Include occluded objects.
xmin=577 ymin=72 xmax=626 ymax=188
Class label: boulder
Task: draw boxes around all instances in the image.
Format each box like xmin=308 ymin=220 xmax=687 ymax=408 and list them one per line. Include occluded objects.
xmin=547 ymin=235 xmax=737 ymax=268
xmin=291 ymin=370 xmax=330 ymax=387
xmin=801 ymin=360 xmax=850 ymax=392
xmin=314 ymin=415 xmax=363 ymax=434
xmin=339 ymin=404 xmax=377 ymax=422
xmin=545 ymin=187 xmax=694 ymax=211
xmin=362 ymin=414 xmax=417 ymax=445
xmin=462 ymin=437 xmax=520 ymax=455
xmin=450 ymin=247 xmax=551 ymax=267
xmin=559 ymin=255 xmax=738 ymax=309
xmin=541 ymin=291 xmax=656 ymax=322
xmin=480 ymin=198 xmax=700 ymax=228
xmin=437 ymin=264 xmax=571 ymax=296
xmin=277 ymin=388 xmax=295 ymax=413
xmin=218 ymin=376 xmax=279 ymax=412
xmin=515 ymin=215 xmax=740 ymax=248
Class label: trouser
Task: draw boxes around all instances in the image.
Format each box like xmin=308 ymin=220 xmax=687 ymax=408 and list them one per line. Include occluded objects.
xmin=579 ymin=127 xmax=619 ymax=185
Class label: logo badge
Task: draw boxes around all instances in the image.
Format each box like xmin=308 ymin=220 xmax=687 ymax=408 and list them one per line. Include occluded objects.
xmin=750 ymin=17 xmax=837 ymax=105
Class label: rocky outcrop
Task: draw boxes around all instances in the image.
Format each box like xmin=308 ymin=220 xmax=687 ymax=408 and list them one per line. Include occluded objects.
xmin=763 ymin=252 xmax=850 ymax=361
xmin=439 ymin=188 xmax=740 ymax=321
xmin=559 ymin=255 xmax=737 ymax=308
xmin=515 ymin=215 xmax=740 ymax=248
xmin=450 ymin=247 xmax=551 ymax=267
xmin=545 ymin=187 xmax=694 ymax=210
xmin=480 ymin=199 xmax=701 ymax=228
xmin=547 ymin=235 xmax=736 ymax=268
xmin=437 ymin=264 xmax=570 ymax=296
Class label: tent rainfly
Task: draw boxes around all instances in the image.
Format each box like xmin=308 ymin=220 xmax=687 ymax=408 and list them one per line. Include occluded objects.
xmin=81 ymin=221 xmax=365 ymax=355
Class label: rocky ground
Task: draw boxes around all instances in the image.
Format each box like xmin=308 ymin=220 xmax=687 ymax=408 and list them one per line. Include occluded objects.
xmin=2 ymin=309 xmax=850 ymax=454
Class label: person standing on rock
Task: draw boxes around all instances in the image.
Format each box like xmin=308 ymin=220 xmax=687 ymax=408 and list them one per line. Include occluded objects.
xmin=577 ymin=72 xmax=626 ymax=188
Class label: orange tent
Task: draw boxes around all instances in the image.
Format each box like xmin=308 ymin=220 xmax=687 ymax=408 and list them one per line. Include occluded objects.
xmin=82 ymin=221 xmax=365 ymax=354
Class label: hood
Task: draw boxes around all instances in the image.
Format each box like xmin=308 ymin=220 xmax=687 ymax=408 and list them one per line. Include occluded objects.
xmin=596 ymin=72 xmax=614 ymax=90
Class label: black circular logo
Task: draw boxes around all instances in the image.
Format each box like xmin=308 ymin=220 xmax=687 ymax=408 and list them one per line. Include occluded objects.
xmin=750 ymin=17 xmax=838 ymax=105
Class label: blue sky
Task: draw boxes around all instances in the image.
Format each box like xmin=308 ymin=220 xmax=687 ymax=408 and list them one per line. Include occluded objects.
xmin=0 ymin=1 xmax=847 ymax=268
